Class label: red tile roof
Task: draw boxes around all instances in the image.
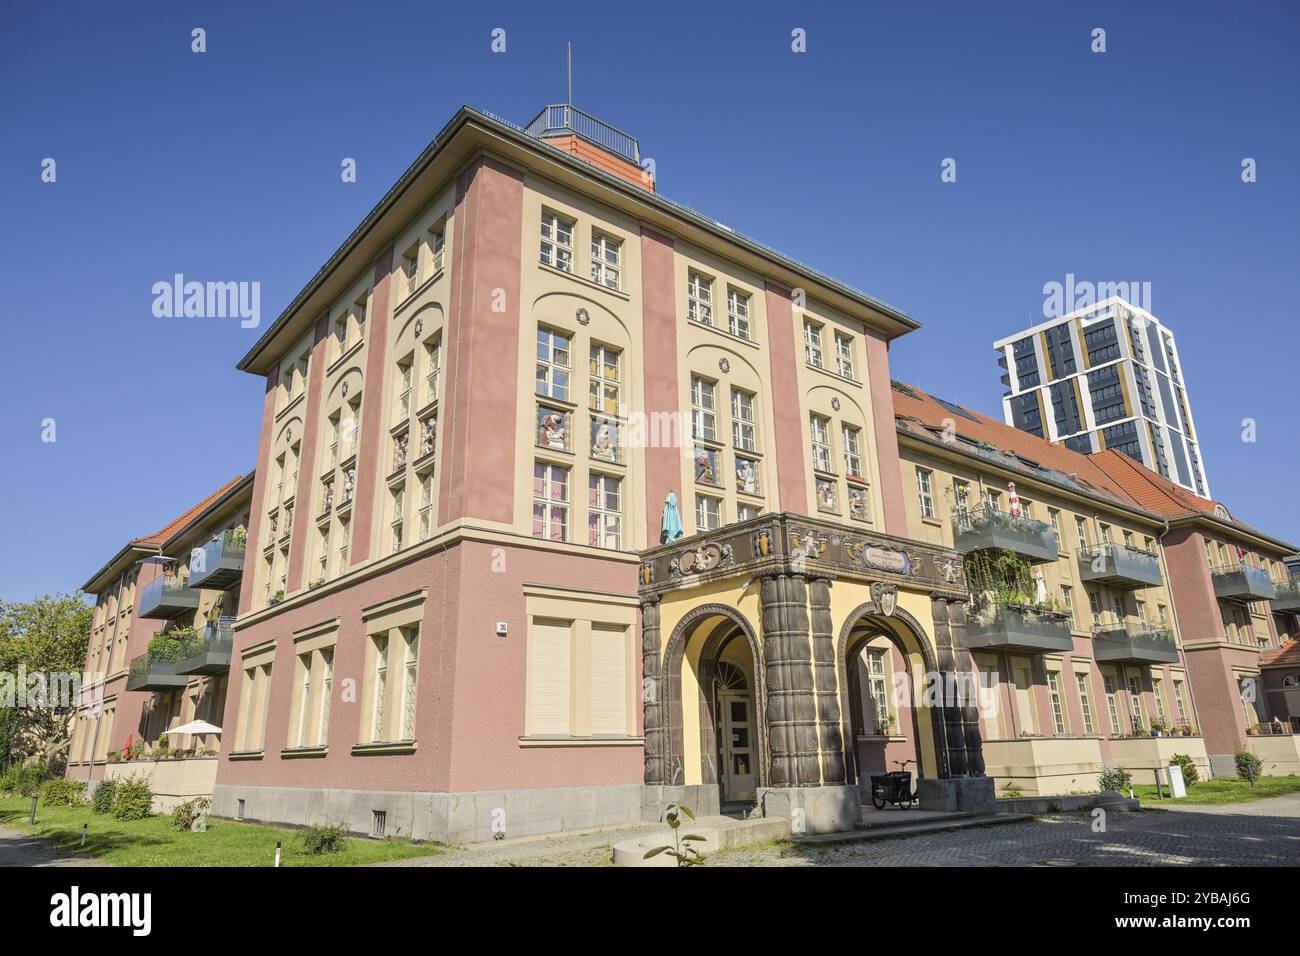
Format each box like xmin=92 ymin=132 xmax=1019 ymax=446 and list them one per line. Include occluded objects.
xmin=1088 ymin=448 xmax=1218 ymax=519
xmin=1261 ymin=638 xmax=1300 ymax=668
xmin=131 ymin=475 xmax=248 ymax=548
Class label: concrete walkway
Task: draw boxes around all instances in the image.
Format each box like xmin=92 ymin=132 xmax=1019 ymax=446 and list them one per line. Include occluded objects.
xmin=0 ymin=824 xmax=108 ymax=867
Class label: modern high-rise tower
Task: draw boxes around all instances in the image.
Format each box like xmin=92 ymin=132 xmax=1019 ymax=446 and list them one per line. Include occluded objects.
xmin=994 ymin=297 xmax=1210 ymax=498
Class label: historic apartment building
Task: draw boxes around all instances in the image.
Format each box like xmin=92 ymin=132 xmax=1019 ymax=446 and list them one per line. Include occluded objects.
xmin=994 ymin=299 xmax=1210 ymax=498
xmin=65 ymin=104 xmax=1300 ymax=836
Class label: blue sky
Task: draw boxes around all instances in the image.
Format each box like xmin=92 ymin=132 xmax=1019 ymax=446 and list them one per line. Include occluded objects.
xmin=2 ymin=0 xmax=1297 ymax=601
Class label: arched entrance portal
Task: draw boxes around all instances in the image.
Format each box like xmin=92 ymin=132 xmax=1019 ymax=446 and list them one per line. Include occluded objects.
xmin=662 ymin=604 xmax=768 ymax=810
xmin=838 ymin=605 xmax=946 ymax=792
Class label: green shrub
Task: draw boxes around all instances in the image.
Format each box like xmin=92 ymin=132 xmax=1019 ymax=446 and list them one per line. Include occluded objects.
xmin=0 ymin=762 xmax=47 ymax=796
xmin=110 ymin=774 xmax=155 ymax=820
xmin=171 ymin=797 xmax=211 ymax=832
xmin=1235 ymin=748 xmax=1264 ymax=782
xmin=1169 ymin=753 xmax=1200 ymax=786
xmin=41 ymin=778 xmax=87 ymax=806
xmin=300 ymin=822 xmax=349 ymax=855
xmin=91 ymin=779 xmax=117 ymax=814
xmin=1098 ymin=765 xmax=1132 ymax=793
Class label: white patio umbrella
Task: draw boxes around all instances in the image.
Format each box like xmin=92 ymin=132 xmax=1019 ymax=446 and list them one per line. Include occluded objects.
xmin=163 ymin=720 xmax=222 ymax=736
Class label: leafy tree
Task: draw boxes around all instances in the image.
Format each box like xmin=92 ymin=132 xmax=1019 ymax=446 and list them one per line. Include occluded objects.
xmin=0 ymin=592 xmax=93 ymax=771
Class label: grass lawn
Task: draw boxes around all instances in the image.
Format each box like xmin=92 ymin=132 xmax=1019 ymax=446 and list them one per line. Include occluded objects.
xmin=1133 ymin=775 xmax=1300 ymax=806
xmin=0 ymin=796 xmax=447 ymax=867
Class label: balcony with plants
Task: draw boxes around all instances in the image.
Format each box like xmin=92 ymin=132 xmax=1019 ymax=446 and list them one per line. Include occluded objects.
xmin=187 ymin=527 xmax=248 ymax=590
xmin=138 ymin=571 xmax=201 ymax=620
xmin=1077 ymin=542 xmax=1163 ymax=590
xmin=177 ymin=616 xmax=236 ymax=675
xmin=125 ymin=633 xmax=192 ymax=691
xmin=963 ymin=550 xmax=1074 ymax=654
xmin=1270 ymin=576 xmax=1300 ymax=613
xmin=1210 ymin=562 xmax=1276 ymax=603
xmin=952 ymin=502 xmax=1058 ymax=564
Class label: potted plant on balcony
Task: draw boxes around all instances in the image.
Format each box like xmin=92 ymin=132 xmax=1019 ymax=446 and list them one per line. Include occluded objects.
xmin=1150 ymin=717 xmax=1168 ymax=738
xmin=875 ymin=714 xmax=897 ymax=737
xmin=269 ymin=589 xmax=285 ymax=606
xmin=129 ymin=740 xmax=146 ymax=761
xmin=107 ymin=750 xmax=122 ymax=764
xmin=147 ymin=632 xmax=186 ymax=662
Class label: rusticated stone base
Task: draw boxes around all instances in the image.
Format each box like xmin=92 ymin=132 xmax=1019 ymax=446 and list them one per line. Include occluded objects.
xmin=917 ymin=776 xmax=996 ymax=813
xmin=756 ymin=785 xmax=862 ymax=834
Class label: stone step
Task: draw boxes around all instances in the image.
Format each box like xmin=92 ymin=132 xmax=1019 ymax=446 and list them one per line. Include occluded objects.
xmin=795 ymin=812 xmax=1029 ymax=845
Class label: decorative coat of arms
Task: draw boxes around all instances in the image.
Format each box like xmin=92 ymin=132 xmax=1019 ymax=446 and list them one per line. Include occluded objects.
xmin=753 ymin=526 xmax=775 ymax=558
xmin=639 ymin=562 xmax=655 ymax=587
xmin=872 ymin=582 xmax=898 ymax=617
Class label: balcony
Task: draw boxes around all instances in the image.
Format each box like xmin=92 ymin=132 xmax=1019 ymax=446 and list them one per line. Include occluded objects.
xmin=138 ymin=573 xmax=200 ymax=620
xmin=177 ymin=618 xmax=235 ymax=676
xmin=1271 ymin=578 xmax=1300 ymax=613
xmin=952 ymin=504 xmax=1058 ymax=564
xmin=965 ymin=605 xmax=1075 ymax=654
xmin=125 ymin=652 xmax=189 ymax=692
xmin=1211 ymin=563 xmax=1276 ymax=603
xmin=1092 ymin=622 xmax=1180 ymax=664
xmin=187 ymin=529 xmax=247 ymax=590
xmin=1077 ymin=543 xmax=1163 ymax=590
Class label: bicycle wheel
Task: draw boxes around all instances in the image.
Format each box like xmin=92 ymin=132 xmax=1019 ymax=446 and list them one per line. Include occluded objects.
xmin=901 ymin=794 xmax=915 ymax=810
xmin=871 ymin=795 xmax=886 ymax=810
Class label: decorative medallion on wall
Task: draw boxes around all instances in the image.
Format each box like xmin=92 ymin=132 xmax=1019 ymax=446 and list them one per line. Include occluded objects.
xmin=341 ymin=382 xmax=349 ymax=397
xmin=789 ymin=527 xmax=829 ymax=559
xmin=668 ymin=541 xmax=733 ymax=578
xmin=576 ymin=308 xmax=591 ymax=326
xmin=286 ymin=426 xmax=294 ymax=443
xmin=936 ymin=556 xmax=962 ymax=586
xmin=414 ymin=319 xmax=423 ymax=337
xmin=753 ymin=526 xmax=775 ymax=558
xmin=871 ymin=582 xmax=899 ymax=616
xmin=831 ymin=397 xmax=841 ymax=411
xmin=718 ymin=357 xmax=731 ymax=373
xmin=858 ymin=543 xmax=912 ymax=576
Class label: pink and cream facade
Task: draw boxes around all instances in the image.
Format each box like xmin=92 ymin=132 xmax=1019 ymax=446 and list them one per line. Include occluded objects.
xmin=208 ymin=105 xmax=996 ymax=838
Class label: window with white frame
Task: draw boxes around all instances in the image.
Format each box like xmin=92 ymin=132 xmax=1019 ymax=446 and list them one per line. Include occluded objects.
xmin=1061 ymin=585 xmax=1075 ymax=626
xmin=394 ymin=356 xmax=413 ymax=423
xmin=810 ymin=414 xmax=833 ymax=473
xmin=687 ymin=271 xmax=713 ymax=325
xmin=589 ymin=344 xmax=621 ymax=415
xmin=691 ymin=376 xmax=717 ymax=443
xmin=804 ymin=320 xmax=824 ymax=367
xmin=1048 ymin=671 xmax=1068 ymax=734
xmin=401 ymin=243 xmax=420 ymax=295
xmin=297 ymin=652 xmax=314 ymax=747
xmin=695 ymin=494 xmax=722 ymax=531
xmin=731 ymin=388 xmax=756 ymax=451
xmin=337 ymin=515 xmax=350 ymax=573
xmin=370 ymin=634 xmax=388 ymax=741
xmin=535 ymin=328 xmax=571 ymax=400
xmin=590 ymin=232 xmax=621 ymax=289
xmin=424 ymin=337 xmax=441 ymax=405
xmin=319 ymin=649 xmax=333 ymax=744
xmin=418 ymin=472 xmax=434 ymax=541
xmin=1075 ymin=672 xmax=1096 ymax=734
xmin=532 ymin=462 xmax=569 ymax=541
xmin=1075 ymin=516 xmax=1089 ymax=551
xmin=400 ymin=628 xmax=419 ymax=740
xmin=540 ymin=211 xmax=574 ymax=272
xmin=835 ymin=332 xmax=855 ymax=378
xmin=1102 ymin=672 xmax=1121 ymax=733
xmin=842 ymin=424 xmax=863 ymax=479
xmin=588 ymin=474 xmax=622 ymax=549
xmin=1127 ymin=673 xmax=1145 ymax=730
xmin=390 ymin=487 xmax=405 ymax=554
xmin=727 ymin=288 xmax=751 ymax=339
xmin=428 ymin=224 xmax=445 ymax=273
xmin=863 ymin=648 xmax=891 ymax=733
xmin=737 ymin=502 xmax=761 ymax=521
xmin=915 ymin=467 xmax=935 ymax=519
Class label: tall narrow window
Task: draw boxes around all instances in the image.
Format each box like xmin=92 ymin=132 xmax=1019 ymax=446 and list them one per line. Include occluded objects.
xmin=1127 ymin=674 xmax=1145 ymax=730
xmin=915 ymin=467 xmax=935 ymax=519
xmin=535 ymin=328 xmax=571 ymax=400
xmin=337 ymin=515 xmax=350 ymax=571
xmin=1075 ymin=517 xmax=1089 ymax=551
xmin=691 ymin=376 xmax=717 ymax=442
xmin=687 ymin=271 xmax=712 ymax=325
xmin=842 ymin=424 xmax=863 ymax=479
xmin=803 ymin=320 xmax=824 ymax=367
xmin=1047 ymin=671 xmax=1068 ymax=734
xmin=727 ymin=288 xmax=751 ymax=339
xmin=319 ymin=650 xmax=333 ymax=745
xmin=1103 ymin=673 xmax=1121 ymax=734
xmin=371 ymin=635 xmax=389 ymax=742
xmin=428 ymin=225 xmax=445 ymax=273
xmin=532 ymin=462 xmax=569 ymax=541
xmin=1075 ymin=673 xmax=1096 ymax=735
xmin=588 ymin=474 xmax=622 ymax=549
xmin=418 ymin=472 xmax=434 ymax=541
xmin=589 ymin=344 xmax=621 ymax=415
xmin=401 ymin=243 xmax=420 ymax=295
xmin=424 ymin=338 xmax=441 ymax=405
xmin=835 ymin=332 xmax=855 ymax=378
xmin=810 ymin=414 xmax=833 ymax=473
xmin=390 ymin=488 xmax=405 ymax=554
xmin=731 ymin=389 xmax=756 ymax=451
xmin=400 ymin=629 xmax=419 ymax=740
xmin=695 ymin=494 xmax=722 ymax=531
xmin=540 ymin=211 xmax=574 ymax=271
xmin=395 ymin=357 xmax=413 ymax=423
xmin=590 ymin=232 xmax=621 ymax=289
xmin=297 ymin=653 xmax=313 ymax=747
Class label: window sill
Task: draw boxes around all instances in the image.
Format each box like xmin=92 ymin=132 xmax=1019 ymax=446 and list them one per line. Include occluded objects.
xmin=518 ymin=735 xmax=644 ymax=748
xmin=393 ymin=269 xmax=444 ymax=316
xmin=351 ymin=740 xmax=417 ymax=756
xmin=538 ymin=260 xmax=631 ymax=301
xmin=686 ymin=318 xmax=760 ymax=350
xmin=327 ymin=340 xmax=365 ymax=377
xmin=805 ymin=361 xmax=861 ymax=387
xmin=921 ymin=516 xmax=943 ymax=528
xmin=280 ymin=746 xmax=328 ymax=759
xmin=275 ymin=392 xmax=305 ymax=423
xmin=228 ymin=750 xmax=264 ymax=761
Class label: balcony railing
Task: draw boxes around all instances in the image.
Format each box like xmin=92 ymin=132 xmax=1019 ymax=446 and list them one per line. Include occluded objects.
xmin=524 ymin=104 xmax=640 ymax=164
xmin=1271 ymin=577 xmax=1300 ymax=613
xmin=187 ymin=529 xmax=247 ymax=591
xmin=1211 ymin=563 xmax=1276 ymax=603
xmin=965 ymin=605 xmax=1075 ymax=654
xmin=952 ymin=504 xmax=1058 ymax=564
xmin=177 ymin=617 xmax=236 ymax=676
xmin=1092 ymin=621 xmax=1180 ymax=664
xmin=125 ymin=652 xmax=189 ymax=692
xmin=138 ymin=573 xmax=200 ymax=620
xmin=1077 ymin=543 xmax=1163 ymax=590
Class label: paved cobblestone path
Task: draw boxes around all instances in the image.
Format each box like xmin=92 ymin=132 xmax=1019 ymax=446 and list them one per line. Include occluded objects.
xmin=387 ymin=793 xmax=1300 ymax=867
xmin=0 ymin=825 xmax=108 ymax=867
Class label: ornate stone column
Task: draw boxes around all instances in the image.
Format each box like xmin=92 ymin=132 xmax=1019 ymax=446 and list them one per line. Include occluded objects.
xmin=640 ymin=598 xmax=664 ymax=786
xmin=807 ymin=575 xmax=847 ymax=784
xmin=760 ymin=572 xmax=820 ymax=787
xmin=947 ymin=598 xmax=986 ymax=776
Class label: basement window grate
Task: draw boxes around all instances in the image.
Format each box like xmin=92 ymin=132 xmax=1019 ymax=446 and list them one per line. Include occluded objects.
xmin=236 ymin=798 xmax=245 ymax=821
xmin=371 ymin=810 xmax=387 ymax=838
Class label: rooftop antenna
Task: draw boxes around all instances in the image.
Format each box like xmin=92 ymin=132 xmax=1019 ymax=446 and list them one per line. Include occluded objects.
xmin=566 ymin=41 xmax=573 ymax=105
